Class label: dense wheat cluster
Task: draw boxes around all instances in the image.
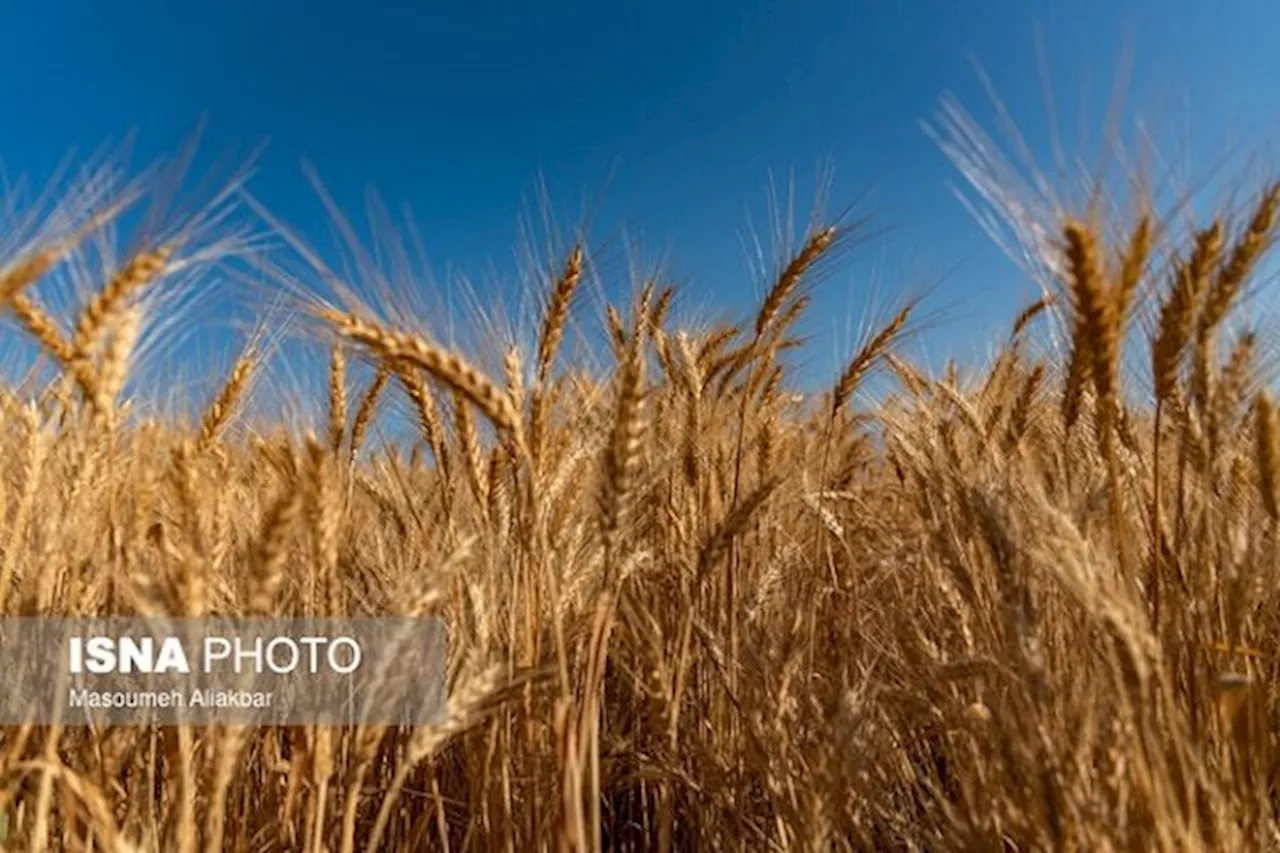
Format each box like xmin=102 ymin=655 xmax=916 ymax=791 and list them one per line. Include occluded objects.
xmin=2 ymin=134 xmax=1280 ymax=853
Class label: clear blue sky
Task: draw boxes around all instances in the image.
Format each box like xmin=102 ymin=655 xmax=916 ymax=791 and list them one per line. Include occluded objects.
xmin=3 ymin=0 xmax=1280 ymax=389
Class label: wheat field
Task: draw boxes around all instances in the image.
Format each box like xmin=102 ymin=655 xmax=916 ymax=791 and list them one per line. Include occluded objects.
xmin=0 ymin=116 xmax=1279 ymax=853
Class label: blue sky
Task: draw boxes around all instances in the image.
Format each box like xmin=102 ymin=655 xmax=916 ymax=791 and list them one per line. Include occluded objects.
xmin=3 ymin=0 xmax=1280 ymax=394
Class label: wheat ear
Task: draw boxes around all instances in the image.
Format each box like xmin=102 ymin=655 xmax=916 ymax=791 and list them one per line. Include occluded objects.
xmin=326 ymin=310 xmax=522 ymax=441
xmin=536 ymin=245 xmax=583 ymax=385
